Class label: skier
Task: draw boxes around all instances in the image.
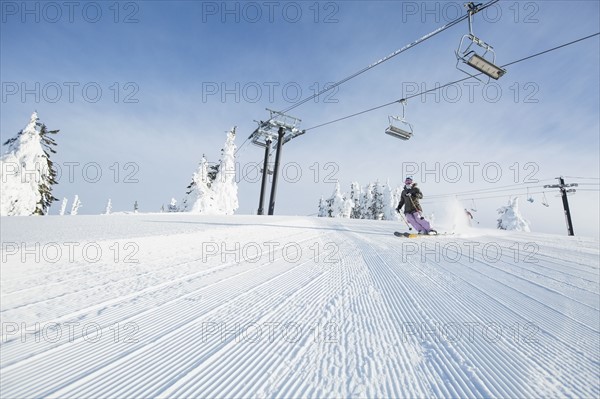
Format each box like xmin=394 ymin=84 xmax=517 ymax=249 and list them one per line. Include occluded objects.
xmin=396 ymin=177 xmax=435 ymax=234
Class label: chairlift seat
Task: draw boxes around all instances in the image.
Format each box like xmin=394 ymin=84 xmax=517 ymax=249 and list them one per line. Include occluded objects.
xmin=385 ymin=125 xmax=412 ymax=140
xmin=385 ymin=107 xmax=413 ymax=141
xmin=385 ymin=124 xmax=413 ymax=140
xmin=465 ymin=53 xmax=506 ymax=80
xmin=455 ymin=5 xmax=506 ymax=82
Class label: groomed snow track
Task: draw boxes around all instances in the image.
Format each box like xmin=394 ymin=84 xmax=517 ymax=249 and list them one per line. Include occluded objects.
xmin=1 ymin=215 xmax=598 ymax=398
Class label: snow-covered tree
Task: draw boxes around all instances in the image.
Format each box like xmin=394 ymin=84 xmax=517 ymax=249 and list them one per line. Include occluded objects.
xmin=188 ymin=127 xmax=238 ymax=215
xmin=189 ymin=156 xmax=216 ymax=214
xmin=318 ymin=180 xmax=407 ymax=221
xmin=134 ymin=201 xmax=139 ymax=213
xmin=368 ymin=181 xmax=384 ymax=220
xmin=212 ymin=126 xmax=239 ymax=215
xmin=330 ymin=182 xmax=353 ymax=218
xmin=105 ymin=199 xmax=112 ymax=215
xmin=361 ymin=183 xmax=374 ymax=219
xmin=382 ymin=181 xmax=401 ymax=221
xmin=0 ymin=112 xmax=59 ymax=216
xmin=59 ymin=197 xmax=68 ymax=216
xmin=182 ymin=155 xmax=213 ymax=212
xmin=317 ymin=196 xmax=328 ymax=217
xmin=70 ymin=195 xmax=81 ymax=215
xmin=168 ymin=198 xmax=179 ymax=212
xmin=349 ymin=182 xmax=363 ymax=219
xmin=497 ymin=197 xmax=531 ymax=232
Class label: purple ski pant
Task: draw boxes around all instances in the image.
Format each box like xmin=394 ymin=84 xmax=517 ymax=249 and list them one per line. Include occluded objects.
xmin=405 ymin=212 xmax=431 ymax=232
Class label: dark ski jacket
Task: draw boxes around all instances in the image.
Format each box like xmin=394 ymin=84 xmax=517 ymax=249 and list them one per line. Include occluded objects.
xmin=397 ymin=183 xmax=423 ymax=214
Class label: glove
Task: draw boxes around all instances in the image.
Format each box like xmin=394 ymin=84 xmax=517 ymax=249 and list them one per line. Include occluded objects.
xmin=406 ymin=193 xmax=412 ymax=197
xmin=395 ymin=207 xmax=401 ymax=213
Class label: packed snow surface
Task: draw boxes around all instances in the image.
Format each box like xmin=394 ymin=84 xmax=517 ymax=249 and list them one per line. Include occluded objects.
xmin=1 ymin=214 xmax=598 ymax=398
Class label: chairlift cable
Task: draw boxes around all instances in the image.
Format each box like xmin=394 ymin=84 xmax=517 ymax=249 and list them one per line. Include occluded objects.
xmin=426 ymin=179 xmax=557 ymax=199
xmin=303 ymin=32 xmax=600 ymax=132
xmin=278 ymin=0 xmax=501 ymax=115
xmin=423 ymin=184 xmax=599 ymax=203
xmin=234 ymin=136 xmax=250 ymax=156
xmin=429 ymin=187 xmax=547 ymax=199
xmin=305 ymin=76 xmax=475 ymax=131
xmin=422 ymin=190 xmax=549 ymax=203
xmin=563 ymin=176 xmax=600 ymax=180
xmin=501 ymin=32 xmax=600 ymax=68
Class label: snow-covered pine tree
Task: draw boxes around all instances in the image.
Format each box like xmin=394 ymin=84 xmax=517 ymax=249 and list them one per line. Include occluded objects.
xmin=497 ymin=197 xmax=531 ymax=231
xmin=184 ymin=156 xmax=201 ymax=212
xmin=317 ymin=196 xmax=328 ymax=217
xmin=325 ymin=197 xmax=334 ymax=217
xmin=361 ymin=183 xmax=374 ymax=219
xmin=381 ymin=181 xmax=400 ymax=221
xmin=183 ymin=155 xmax=211 ymax=212
xmin=190 ymin=156 xmax=216 ymax=214
xmin=212 ymin=126 xmax=239 ymax=215
xmin=70 ymin=195 xmax=81 ymax=215
xmin=105 ymin=199 xmax=112 ymax=215
xmin=59 ymin=197 xmax=68 ymax=216
xmin=341 ymin=194 xmax=354 ymax=218
xmin=349 ymin=182 xmax=363 ymax=219
xmin=168 ymin=198 xmax=179 ymax=212
xmin=369 ymin=181 xmax=384 ymax=220
xmin=330 ymin=181 xmax=353 ymax=218
xmin=0 ymin=112 xmax=59 ymax=216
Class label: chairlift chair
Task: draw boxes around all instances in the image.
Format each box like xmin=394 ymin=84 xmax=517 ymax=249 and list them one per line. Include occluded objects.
xmin=249 ymin=120 xmax=273 ymax=148
xmin=455 ymin=2 xmax=507 ymax=82
xmin=250 ymin=109 xmax=303 ymax=148
xmin=541 ymin=192 xmax=550 ymax=207
xmin=527 ymin=187 xmax=534 ymax=203
xmin=385 ymin=100 xmax=413 ymax=141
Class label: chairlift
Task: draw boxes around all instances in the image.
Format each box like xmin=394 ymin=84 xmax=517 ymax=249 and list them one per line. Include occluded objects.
xmin=267 ymin=108 xmax=302 ymax=130
xmin=541 ymin=192 xmax=550 ymax=207
xmin=250 ymin=121 xmax=273 ymax=148
xmin=455 ymin=2 xmax=507 ymax=82
xmin=250 ymin=109 xmax=303 ymax=148
xmin=527 ymin=187 xmax=534 ymax=203
xmin=385 ymin=100 xmax=413 ymax=141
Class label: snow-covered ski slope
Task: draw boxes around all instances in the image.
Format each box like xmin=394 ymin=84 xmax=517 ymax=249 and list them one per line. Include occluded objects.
xmin=1 ymin=214 xmax=598 ymax=398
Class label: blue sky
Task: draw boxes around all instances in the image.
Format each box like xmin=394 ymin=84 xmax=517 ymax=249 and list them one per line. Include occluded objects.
xmin=1 ymin=0 xmax=599 ymax=236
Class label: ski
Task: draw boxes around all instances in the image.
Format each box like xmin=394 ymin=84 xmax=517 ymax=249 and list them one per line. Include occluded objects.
xmin=394 ymin=230 xmax=448 ymax=238
xmin=394 ymin=232 xmax=420 ymax=238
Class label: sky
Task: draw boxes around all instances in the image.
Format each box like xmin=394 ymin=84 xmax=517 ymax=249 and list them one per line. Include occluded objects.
xmin=1 ymin=0 xmax=599 ymax=237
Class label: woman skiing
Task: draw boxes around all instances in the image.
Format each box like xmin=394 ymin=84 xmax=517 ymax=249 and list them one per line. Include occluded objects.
xmin=396 ymin=177 xmax=436 ymax=234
